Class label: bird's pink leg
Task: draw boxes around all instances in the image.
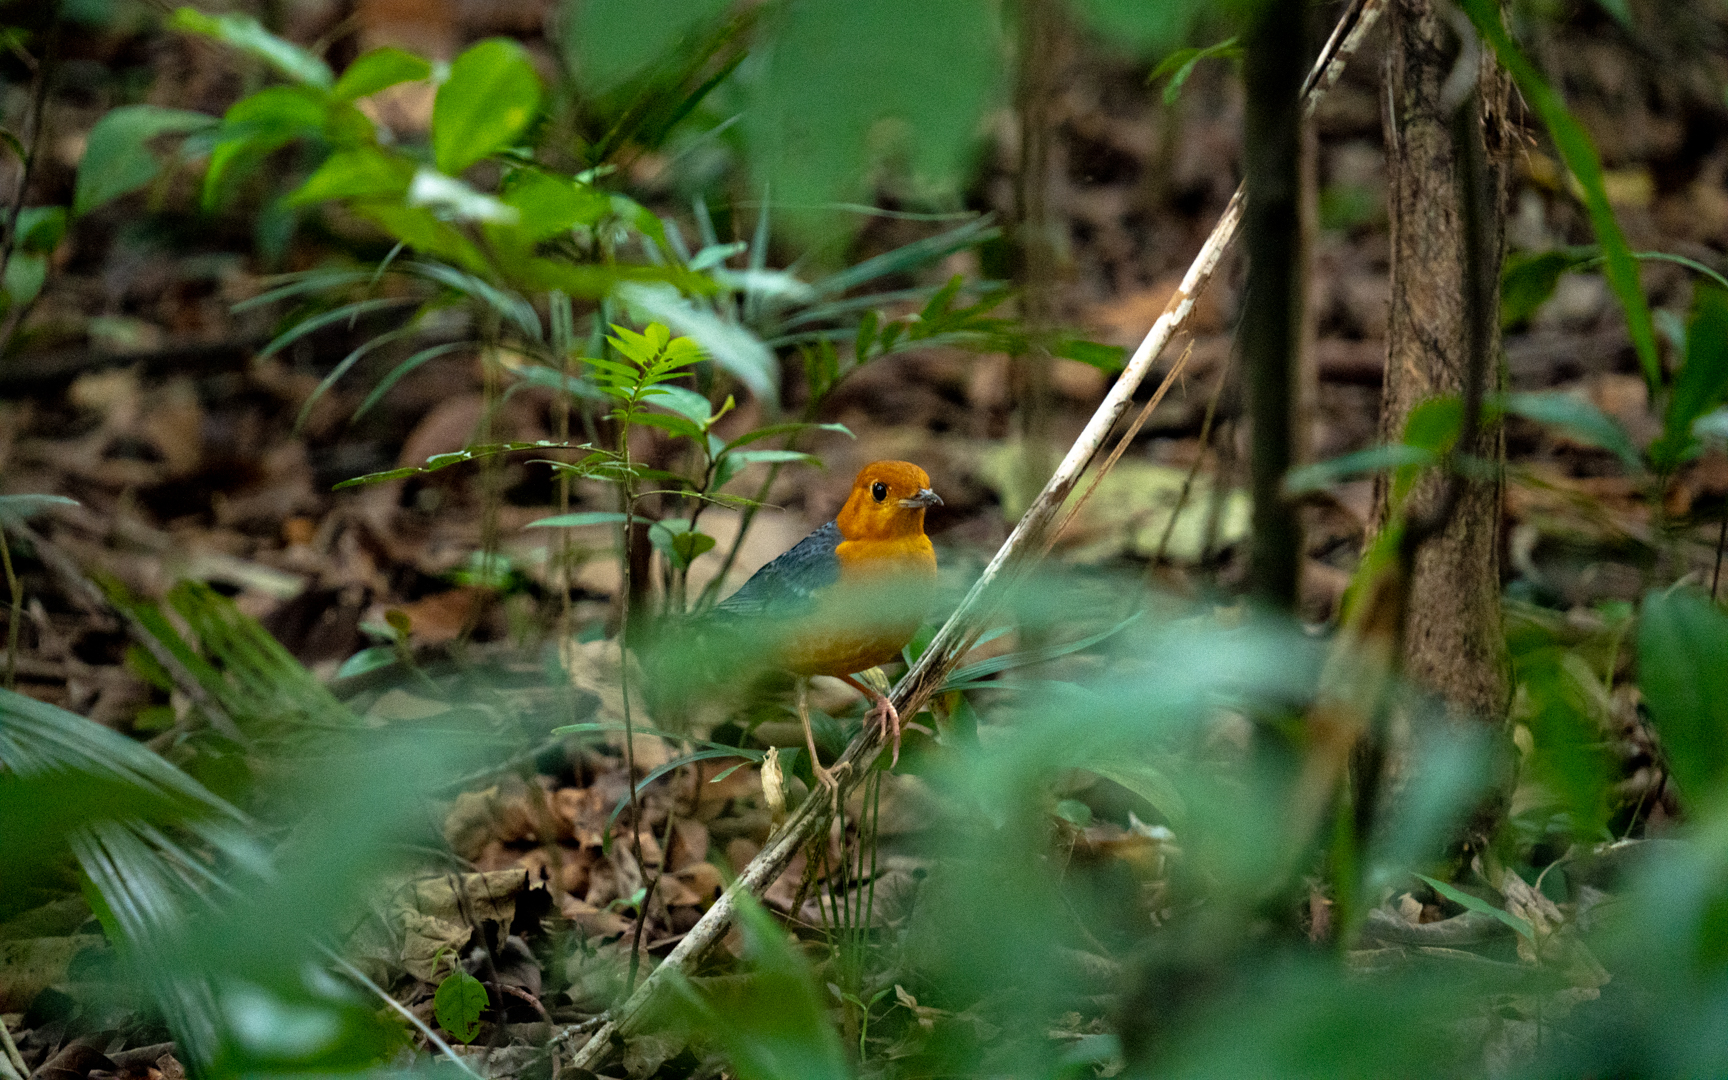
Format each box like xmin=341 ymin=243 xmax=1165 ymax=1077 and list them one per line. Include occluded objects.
xmin=841 ymin=674 xmax=903 ymax=767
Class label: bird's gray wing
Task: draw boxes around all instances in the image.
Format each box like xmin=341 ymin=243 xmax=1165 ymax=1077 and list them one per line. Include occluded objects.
xmin=714 ymin=520 xmax=842 ymax=619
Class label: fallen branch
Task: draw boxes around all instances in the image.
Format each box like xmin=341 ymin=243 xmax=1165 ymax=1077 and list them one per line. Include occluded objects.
xmin=563 ymin=0 xmax=1385 ymax=1066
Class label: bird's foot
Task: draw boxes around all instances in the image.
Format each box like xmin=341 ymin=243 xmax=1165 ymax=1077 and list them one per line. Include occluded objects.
xmin=812 ymin=758 xmax=850 ymax=813
xmin=866 ymin=695 xmax=903 ymax=768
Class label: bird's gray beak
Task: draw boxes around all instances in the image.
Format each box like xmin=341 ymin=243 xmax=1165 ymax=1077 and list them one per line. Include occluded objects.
xmin=900 ymin=488 xmax=943 ymax=509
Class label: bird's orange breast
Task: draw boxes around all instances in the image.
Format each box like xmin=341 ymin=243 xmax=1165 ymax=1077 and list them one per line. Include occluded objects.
xmin=778 ymin=535 xmax=937 ymax=678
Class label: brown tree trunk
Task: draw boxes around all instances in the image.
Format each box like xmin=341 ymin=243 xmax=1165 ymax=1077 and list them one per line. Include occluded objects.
xmin=1375 ymin=0 xmax=1511 ymax=719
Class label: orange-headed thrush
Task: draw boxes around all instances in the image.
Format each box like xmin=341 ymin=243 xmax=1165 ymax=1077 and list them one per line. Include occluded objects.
xmin=716 ymin=460 xmax=941 ymax=795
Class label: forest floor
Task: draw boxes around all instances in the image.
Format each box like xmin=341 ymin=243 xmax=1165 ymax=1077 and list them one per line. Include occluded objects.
xmin=2 ymin=0 xmax=1726 ymax=1076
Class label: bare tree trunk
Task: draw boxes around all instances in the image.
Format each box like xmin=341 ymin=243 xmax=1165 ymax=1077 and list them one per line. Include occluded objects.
xmin=1242 ymin=0 xmax=1311 ymax=610
xmin=1374 ymin=0 xmax=1511 ymax=718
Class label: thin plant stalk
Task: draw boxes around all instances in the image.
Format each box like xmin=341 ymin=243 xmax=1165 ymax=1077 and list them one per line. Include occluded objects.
xmin=1713 ymin=513 xmax=1726 ymax=601
xmin=1 ymin=520 xmax=18 ymax=690
xmin=0 ymin=13 xmax=59 ymax=355
xmin=1153 ymin=350 xmax=1233 ymax=566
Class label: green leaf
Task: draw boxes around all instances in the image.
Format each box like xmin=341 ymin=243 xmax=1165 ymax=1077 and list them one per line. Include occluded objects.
xmin=169 ymin=7 xmax=334 ymax=88
xmin=1066 ymin=0 xmax=1205 ymax=59
xmin=1053 ymin=799 xmax=1093 ymax=827
xmin=1497 ymin=391 xmax=1643 ymax=472
xmin=1695 ymin=407 xmax=1728 ymax=444
xmin=525 ymin=511 xmax=638 ymax=529
xmin=333 ymin=46 xmax=430 ymax=100
xmin=73 ymin=105 xmax=216 ymax=216
xmin=745 ymin=0 xmax=1003 ymax=246
xmin=565 ymin=0 xmax=731 ymax=96
xmin=1148 ymin=36 xmax=1239 ymax=105
xmin=1416 ymin=874 xmax=1534 ymax=942
xmin=1282 ymin=444 xmax=1440 ymax=496
xmin=723 ymin=421 xmax=853 ymax=453
xmin=14 ymin=206 xmax=66 ymax=253
xmin=674 ymin=893 xmax=851 ymax=1080
xmin=333 ymin=441 xmax=583 ymax=490
xmin=3 ymin=252 xmax=46 ymax=308
xmin=433 ymin=38 xmax=542 ymax=175
xmin=1637 ymin=586 xmax=1728 ymax=806
xmin=1460 ymin=0 xmax=1660 ymax=389
xmin=499 ymin=170 xmax=611 ymax=241
xmin=289 ymin=146 xmax=415 ymax=205
xmin=1053 ymin=337 xmax=1127 ymax=373
xmin=617 ymin=284 xmax=776 ymax=404
xmin=1500 ymin=248 xmax=1592 ymax=329
xmin=0 ymin=493 xmax=80 ymax=522
xmin=406 ymin=168 xmax=519 ymax=224
xmin=334 ymin=645 xmax=396 ymax=679
xmin=356 ymin=204 xmax=491 ymax=273
xmin=649 ymin=518 xmax=718 ymax=569
xmin=652 ymin=384 xmax=714 ymax=425
xmin=433 ymin=968 xmax=487 ymax=1043
xmin=1649 ymin=283 xmax=1728 ymax=471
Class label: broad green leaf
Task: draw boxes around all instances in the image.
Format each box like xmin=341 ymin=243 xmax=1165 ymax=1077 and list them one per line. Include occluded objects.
xmin=3 ymin=252 xmax=46 ymax=308
xmin=499 ymin=170 xmax=611 ymax=241
xmin=14 ymin=206 xmax=66 ymax=253
xmin=652 ymin=384 xmax=714 ymax=424
xmin=202 ymin=86 xmax=334 ymax=206
xmin=433 ymin=968 xmax=486 ymax=1043
xmin=169 ymin=7 xmax=334 ymax=88
xmin=1649 ymin=283 xmax=1728 ymax=471
xmin=649 ymin=519 xmax=718 ymax=569
xmin=334 ymin=645 xmax=395 ymax=679
xmin=565 ymin=0 xmax=731 ymax=96
xmin=289 ymin=146 xmax=415 ymax=204
xmin=1283 ymin=444 xmax=1439 ymax=496
xmin=1510 ymin=644 xmax=1617 ymax=842
xmin=1637 ymin=587 xmax=1728 ymax=806
xmin=1496 ymin=391 xmax=1643 ymax=472
xmin=1460 ymin=0 xmax=1660 ymax=389
xmin=355 ymin=204 xmax=491 ymax=274
xmin=1416 ymin=874 xmax=1534 ymax=941
xmin=433 ymin=38 xmax=542 ymax=175
xmin=74 ymin=105 xmax=216 ymax=216
xmin=1054 ymin=337 xmax=1127 ymax=372
xmin=333 ymin=46 xmax=430 ymax=100
xmin=745 ymin=0 xmax=1003 ymax=245
xmin=1500 ymin=248 xmax=1592 ymax=328
xmin=1402 ymin=394 xmax=1464 ymax=453
xmin=1066 ymin=0 xmax=1206 ymax=59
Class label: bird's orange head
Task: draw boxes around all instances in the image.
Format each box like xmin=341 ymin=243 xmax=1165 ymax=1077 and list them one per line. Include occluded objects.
xmin=836 ymin=460 xmax=942 ymax=542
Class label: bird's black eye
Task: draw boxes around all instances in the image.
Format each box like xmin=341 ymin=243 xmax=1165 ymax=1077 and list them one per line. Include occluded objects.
xmin=871 ymin=481 xmax=888 ymax=502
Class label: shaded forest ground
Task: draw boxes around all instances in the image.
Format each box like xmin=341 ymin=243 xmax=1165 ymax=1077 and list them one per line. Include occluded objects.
xmin=2 ymin=0 xmax=1728 ymax=1076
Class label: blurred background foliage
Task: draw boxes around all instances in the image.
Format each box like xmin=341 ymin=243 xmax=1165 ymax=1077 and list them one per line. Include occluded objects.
xmin=0 ymin=0 xmax=1727 ymax=1077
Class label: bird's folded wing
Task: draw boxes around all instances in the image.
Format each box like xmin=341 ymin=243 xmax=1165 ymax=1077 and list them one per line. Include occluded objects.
xmin=713 ymin=520 xmax=842 ymax=619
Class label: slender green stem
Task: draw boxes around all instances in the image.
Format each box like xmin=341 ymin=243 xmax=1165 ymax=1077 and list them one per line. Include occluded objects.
xmin=1 ymin=520 xmax=20 ymax=691
xmin=630 ymin=788 xmax=680 ymax=968
xmin=1713 ymin=512 xmax=1726 ymax=602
